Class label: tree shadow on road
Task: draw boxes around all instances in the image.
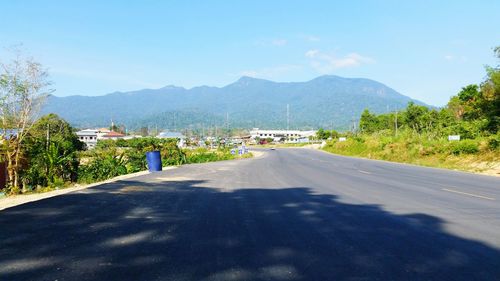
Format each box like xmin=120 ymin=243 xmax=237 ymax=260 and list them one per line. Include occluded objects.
xmin=0 ymin=178 xmax=499 ymax=280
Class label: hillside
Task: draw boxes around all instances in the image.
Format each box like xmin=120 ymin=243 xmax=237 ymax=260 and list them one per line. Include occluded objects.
xmin=42 ymin=75 xmax=429 ymax=130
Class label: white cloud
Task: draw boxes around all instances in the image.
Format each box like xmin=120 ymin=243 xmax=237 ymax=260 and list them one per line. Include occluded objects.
xmin=443 ymin=54 xmax=468 ymax=62
xmin=444 ymin=55 xmax=454 ymax=61
xmin=297 ymin=34 xmax=321 ymax=42
xmin=305 ymin=49 xmax=320 ymax=58
xmin=271 ymin=39 xmax=287 ymax=46
xmin=305 ymin=49 xmax=375 ymax=72
xmin=304 ymin=35 xmax=321 ymax=42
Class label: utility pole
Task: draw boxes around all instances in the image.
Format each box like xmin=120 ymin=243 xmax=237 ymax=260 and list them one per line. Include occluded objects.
xmin=286 ymin=104 xmax=290 ymax=131
xmin=173 ymin=112 xmax=177 ymax=132
xmin=395 ymin=110 xmax=398 ymax=137
xmin=46 ymin=123 xmax=50 ymax=150
xmin=351 ymin=117 xmax=358 ymax=134
xmin=226 ymin=112 xmax=229 ymax=137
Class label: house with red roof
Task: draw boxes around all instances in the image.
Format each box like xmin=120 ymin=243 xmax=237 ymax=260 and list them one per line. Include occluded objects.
xmin=100 ymin=131 xmax=126 ymax=140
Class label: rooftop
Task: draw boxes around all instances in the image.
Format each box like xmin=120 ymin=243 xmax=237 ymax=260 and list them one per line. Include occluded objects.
xmin=157 ymin=132 xmax=186 ymax=139
xmin=102 ymin=131 xmax=125 ymax=138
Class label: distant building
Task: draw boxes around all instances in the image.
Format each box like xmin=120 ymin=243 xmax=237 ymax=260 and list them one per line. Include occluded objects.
xmin=76 ymin=129 xmax=99 ymax=149
xmin=249 ymin=128 xmax=316 ymax=142
xmin=76 ymin=128 xmax=126 ymax=149
xmin=100 ymin=131 xmax=126 ymax=140
xmin=157 ymin=131 xmax=187 ymax=147
xmin=230 ymin=135 xmax=251 ymax=145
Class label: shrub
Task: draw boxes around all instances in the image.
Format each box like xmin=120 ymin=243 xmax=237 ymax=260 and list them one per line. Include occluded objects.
xmin=78 ymin=148 xmax=127 ymax=183
xmin=449 ymin=140 xmax=479 ymax=155
xmin=488 ymin=134 xmax=500 ymax=150
xmin=185 ymin=148 xmax=234 ymax=163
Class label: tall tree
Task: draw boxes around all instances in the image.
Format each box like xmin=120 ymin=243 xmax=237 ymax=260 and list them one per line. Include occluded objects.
xmin=480 ymin=46 xmax=500 ymax=132
xmin=24 ymin=114 xmax=84 ymax=188
xmin=0 ymin=50 xmax=51 ymax=192
xmin=359 ymin=109 xmax=379 ymax=133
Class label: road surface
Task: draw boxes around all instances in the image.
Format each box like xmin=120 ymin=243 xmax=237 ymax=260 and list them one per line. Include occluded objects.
xmin=1 ymin=148 xmax=499 ymax=280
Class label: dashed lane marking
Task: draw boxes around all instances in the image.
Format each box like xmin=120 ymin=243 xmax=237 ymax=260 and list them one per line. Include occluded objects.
xmin=441 ymin=188 xmax=495 ymax=201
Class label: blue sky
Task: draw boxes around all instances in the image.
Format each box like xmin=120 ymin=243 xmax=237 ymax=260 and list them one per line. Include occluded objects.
xmin=1 ymin=0 xmax=498 ymax=106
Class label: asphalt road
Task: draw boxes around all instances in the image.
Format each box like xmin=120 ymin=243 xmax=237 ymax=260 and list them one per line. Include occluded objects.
xmin=1 ymin=148 xmax=499 ymax=281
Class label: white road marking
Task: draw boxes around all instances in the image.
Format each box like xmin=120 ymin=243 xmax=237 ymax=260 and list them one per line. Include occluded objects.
xmin=358 ymin=170 xmax=372 ymax=175
xmin=441 ymin=188 xmax=495 ymax=201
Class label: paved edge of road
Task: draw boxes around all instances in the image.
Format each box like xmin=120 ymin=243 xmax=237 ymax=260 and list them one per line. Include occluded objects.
xmin=311 ymin=147 xmax=500 ymax=178
xmin=0 ymin=152 xmax=266 ymax=212
xmin=0 ymin=167 xmax=179 ymax=212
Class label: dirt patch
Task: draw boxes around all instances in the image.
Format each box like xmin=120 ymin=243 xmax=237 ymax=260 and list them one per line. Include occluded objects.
xmin=250 ymin=150 xmax=265 ymax=158
xmin=471 ymin=161 xmax=500 ymax=177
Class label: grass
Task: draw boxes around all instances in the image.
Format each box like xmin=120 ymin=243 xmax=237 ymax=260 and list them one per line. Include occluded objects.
xmin=322 ymin=133 xmax=500 ymax=175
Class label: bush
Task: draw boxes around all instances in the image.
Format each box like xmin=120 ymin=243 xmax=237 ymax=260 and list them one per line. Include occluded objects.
xmin=488 ymin=134 xmax=500 ymax=150
xmin=77 ymin=139 xmax=237 ymax=183
xmin=185 ymin=148 xmax=234 ymax=163
xmin=449 ymin=140 xmax=479 ymax=155
xmin=78 ymin=148 xmax=128 ymax=183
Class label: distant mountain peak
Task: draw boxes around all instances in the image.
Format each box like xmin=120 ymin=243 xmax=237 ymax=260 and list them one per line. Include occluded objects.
xmin=232 ymin=76 xmax=272 ymax=85
xmin=160 ymin=85 xmax=184 ymax=90
xmin=312 ymin=74 xmax=343 ymax=80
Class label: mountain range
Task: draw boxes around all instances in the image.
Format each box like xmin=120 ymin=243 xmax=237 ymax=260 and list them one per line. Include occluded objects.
xmin=42 ymin=75 xmax=430 ymax=131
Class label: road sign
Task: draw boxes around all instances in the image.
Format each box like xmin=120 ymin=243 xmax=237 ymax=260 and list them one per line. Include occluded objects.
xmin=448 ymin=135 xmax=460 ymax=141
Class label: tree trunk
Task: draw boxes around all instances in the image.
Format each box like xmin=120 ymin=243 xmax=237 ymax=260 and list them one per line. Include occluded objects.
xmin=6 ymin=151 xmax=14 ymax=188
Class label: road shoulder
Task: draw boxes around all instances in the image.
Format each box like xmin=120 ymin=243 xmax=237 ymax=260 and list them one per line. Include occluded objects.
xmin=0 ymin=167 xmax=178 ymax=211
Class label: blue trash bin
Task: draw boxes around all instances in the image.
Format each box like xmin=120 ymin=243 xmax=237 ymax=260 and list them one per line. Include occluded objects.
xmin=146 ymin=151 xmax=162 ymax=172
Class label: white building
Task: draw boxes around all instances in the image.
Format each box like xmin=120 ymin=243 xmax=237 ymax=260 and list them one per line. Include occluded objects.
xmin=76 ymin=129 xmax=99 ymax=149
xmin=249 ymin=128 xmax=316 ymax=142
xmin=76 ymin=128 xmax=126 ymax=149
xmin=157 ymin=131 xmax=187 ymax=147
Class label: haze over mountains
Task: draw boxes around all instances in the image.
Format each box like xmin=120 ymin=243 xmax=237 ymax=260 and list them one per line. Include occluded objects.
xmin=43 ymin=75 xmax=430 ymax=131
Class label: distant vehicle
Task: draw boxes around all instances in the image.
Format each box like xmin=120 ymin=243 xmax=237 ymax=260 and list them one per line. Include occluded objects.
xmin=270 ymin=147 xmax=276 ymax=150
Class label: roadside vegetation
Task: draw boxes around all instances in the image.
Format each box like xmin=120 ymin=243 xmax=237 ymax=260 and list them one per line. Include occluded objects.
xmin=0 ymin=52 xmax=249 ymax=195
xmin=321 ymin=47 xmax=500 ymax=175
xmin=2 ymin=116 xmax=244 ymax=195
xmin=77 ymin=138 xmax=240 ymax=184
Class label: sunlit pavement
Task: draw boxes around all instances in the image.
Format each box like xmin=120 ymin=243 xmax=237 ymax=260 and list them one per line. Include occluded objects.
xmin=1 ymin=148 xmax=499 ymax=280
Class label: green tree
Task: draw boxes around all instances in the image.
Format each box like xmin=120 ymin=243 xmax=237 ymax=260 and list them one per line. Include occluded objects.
xmin=359 ymin=109 xmax=379 ymax=133
xmin=316 ymin=128 xmax=335 ymax=140
xmin=0 ymin=52 xmax=51 ymax=192
xmin=457 ymin=84 xmax=484 ymax=120
xmin=480 ymin=46 xmax=500 ymax=132
xmin=403 ymin=102 xmax=432 ymax=133
xmin=23 ymin=114 xmax=84 ymax=189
